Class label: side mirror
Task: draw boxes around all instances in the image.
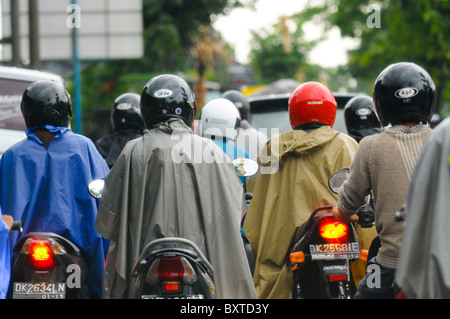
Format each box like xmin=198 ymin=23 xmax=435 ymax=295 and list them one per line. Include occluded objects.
xmin=88 ymin=178 xmax=105 ymax=199
xmin=328 ymin=168 xmax=350 ymax=194
xmin=232 ymin=158 xmax=259 ymax=177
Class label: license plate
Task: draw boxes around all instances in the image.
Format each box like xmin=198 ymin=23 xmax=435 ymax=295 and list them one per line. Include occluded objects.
xmin=13 ymin=282 xmax=66 ymax=299
xmin=309 ymin=242 xmax=360 ymax=260
xmin=142 ymin=294 xmax=204 ymax=299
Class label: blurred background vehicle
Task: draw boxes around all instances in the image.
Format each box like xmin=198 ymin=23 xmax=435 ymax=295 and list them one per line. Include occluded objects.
xmin=248 ymin=92 xmax=359 ymax=137
xmin=0 ymin=66 xmax=64 ymax=156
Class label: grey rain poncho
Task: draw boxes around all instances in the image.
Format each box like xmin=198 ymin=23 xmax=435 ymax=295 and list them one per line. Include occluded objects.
xmin=396 ymin=117 xmax=450 ymax=298
xmin=95 ymin=119 xmax=256 ymax=299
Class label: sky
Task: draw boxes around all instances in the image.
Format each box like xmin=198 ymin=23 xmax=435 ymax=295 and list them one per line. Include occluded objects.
xmin=213 ymin=0 xmax=357 ymax=68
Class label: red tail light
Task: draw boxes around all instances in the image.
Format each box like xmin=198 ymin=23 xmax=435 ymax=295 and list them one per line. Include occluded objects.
xmin=157 ymin=257 xmax=184 ymax=281
xmin=163 ymin=283 xmax=181 ymax=292
xmin=21 ymin=238 xmax=66 ymax=269
xmin=329 ymin=274 xmax=347 ymax=282
xmin=147 ymin=256 xmax=198 ymax=292
xmin=319 ymin=219 xmax=348 ymax=240
xmin=29 ymin=241 xmax=55 ymax=269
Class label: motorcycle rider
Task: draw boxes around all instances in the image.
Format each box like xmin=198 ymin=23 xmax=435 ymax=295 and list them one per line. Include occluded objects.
xmin=95 ymin=92 xmax=146 ymax=168
xmin=344 ymin=94 xmax=383 ymax=143
xmin=222 ymin=90 xmax=268 ymax=157
xmin=0 ymin=214 xmax=13 ymax=299
xmin=343 ymin=94 xmax=383 ymax=285
xmin=0 ymin=80 xmax=110 ymax=298
xmin=199 ymin=97 xmax=251 ymax=243
xmin=199 ymin=98 xmax=251 ymax=161
xmin=242 ymin=81 xmax=358 ymax=299
xmin=332 ymin=62 xmax=435 ymax=298
xmin=94 ymin=74 xmax=256 ymax=299
xmin=396 ymin=116 xmax=450 ymax=298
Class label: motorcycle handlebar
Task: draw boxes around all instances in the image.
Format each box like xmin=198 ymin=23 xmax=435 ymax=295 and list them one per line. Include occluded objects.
xmin=11 ymin=220 xmax=23 ymax=233
xmin=395 ymin=210 xmax=405 ymax=222
xmin=395 ymin=204 xmax=406 ymax=222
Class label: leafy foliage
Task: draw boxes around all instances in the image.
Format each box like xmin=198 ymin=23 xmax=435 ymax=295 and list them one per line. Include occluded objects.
xmin=74 ymin=0 xmax=255 ymax=138
xmin=142 ymin=0 xmax=255 ymax=71
xmin=303 ymin=0 xmax=450 ymax=113
xmin=248 ymin=14 xmax=320 ymax=84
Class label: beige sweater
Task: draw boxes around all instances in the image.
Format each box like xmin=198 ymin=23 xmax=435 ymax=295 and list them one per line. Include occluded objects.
xmin=338 ymin=124 xmax=432 ymax=269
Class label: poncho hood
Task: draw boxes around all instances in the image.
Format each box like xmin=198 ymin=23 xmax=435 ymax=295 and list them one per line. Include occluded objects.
xmin=259 ymin=126 xmax=341 ymax=166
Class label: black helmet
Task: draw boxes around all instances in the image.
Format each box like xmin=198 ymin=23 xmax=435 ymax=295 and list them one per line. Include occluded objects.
xmin=21 ymin=80 xmax=72 ymax=128
xmin=140 ymin=74 xmax=196 ymax=127
xmin=111 ymin=92 xmax=145 ymax=131
xmin=222 ymin=90 xmax=250 ymax=121
xmin=344 ymin=95 xmax=382 ymax=142
xmin=373 ymin=62 xmax=436 ymax=126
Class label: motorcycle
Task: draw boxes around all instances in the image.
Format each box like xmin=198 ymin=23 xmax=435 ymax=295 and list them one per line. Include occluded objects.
xmin=289 ymin=168 xmax=362 ymax=299
xmin=131 ymin=237 xmax=216 ymax=299
xmin=88 ymin=179 xmax=219 ymax=300
xmin=8 ymin=179 xmax=108 ymax=299
xmin=8 ymin=226 xmax=89 ymax=299
xmin=87 ymin=158 xmax=259 ymax=299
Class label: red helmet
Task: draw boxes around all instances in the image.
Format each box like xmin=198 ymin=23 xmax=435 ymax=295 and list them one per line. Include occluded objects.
xmin=288 ymin=82 xmax=337 ymax=129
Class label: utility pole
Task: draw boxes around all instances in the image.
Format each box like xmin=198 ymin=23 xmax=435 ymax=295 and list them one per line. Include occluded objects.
xmin=10 ymin=0 xmax=21 ymax=66
xmin=28 ymin=0 xmax=41 ymax=69
xmin=72 ymin=0 xmax=82 ymax=134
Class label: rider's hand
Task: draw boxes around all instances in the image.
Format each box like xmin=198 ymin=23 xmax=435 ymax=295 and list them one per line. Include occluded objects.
xmin=2 ymin=215 xmax=14 ymax=231
xmin=331 ymin=205 xmax=359 ymax=223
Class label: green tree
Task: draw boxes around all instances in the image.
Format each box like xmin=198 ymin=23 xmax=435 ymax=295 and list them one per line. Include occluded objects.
xmin=303 ymin=0 xmax=450 ymax=113
xmin=75 ymin=0 xmax=256 ymax=138
xmin=249 ymin=14 xmax=319 ymax=84
xmin=247 ymin=10 xmax=358 ymax=92
xmin=143 ymin=0 xmax=255 ymax=71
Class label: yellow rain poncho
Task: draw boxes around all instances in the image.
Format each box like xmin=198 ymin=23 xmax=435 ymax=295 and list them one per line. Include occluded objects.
xmin=243 ymin=126 xmax=375 ymax=298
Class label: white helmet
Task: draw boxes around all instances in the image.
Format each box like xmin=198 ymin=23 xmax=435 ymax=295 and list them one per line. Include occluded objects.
xmin=199 ymin=98 xmax=241 ymax=142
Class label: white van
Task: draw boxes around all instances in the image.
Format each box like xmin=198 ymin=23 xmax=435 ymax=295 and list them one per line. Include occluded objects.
xmin=0 ymin=66 xmax=64 ymax=155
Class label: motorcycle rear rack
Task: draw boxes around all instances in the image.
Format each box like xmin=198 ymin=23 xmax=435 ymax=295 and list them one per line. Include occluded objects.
xmin=133 ymin=237 xmax=214 ymax=276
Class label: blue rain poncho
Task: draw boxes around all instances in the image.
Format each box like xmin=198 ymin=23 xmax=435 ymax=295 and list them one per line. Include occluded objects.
xmin=0 ymin=125 xmax=110 ymax=298
xmin=0 ymin=216 xmax=11 ymax=299
xmin=213 ymin=139 xmax=250 ymax=160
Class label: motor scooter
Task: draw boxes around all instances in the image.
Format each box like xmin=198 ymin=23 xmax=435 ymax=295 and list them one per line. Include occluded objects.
xmin=88 ymin=158 xmax=259 ymax=299
xmin=131 ymin=237 xmax=216 ymax=299
xmin=289 ymin=168 xmax=362 ymax=299
xmin=89 ymin=179 xmax=221 ymax=299
xmin=8 ymin=224 xmax=89 ymax=299
xmin=88 ymin=158 xmax=258 ymax=299
xmin=8 ymin=177 xmax=109 ymax=300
